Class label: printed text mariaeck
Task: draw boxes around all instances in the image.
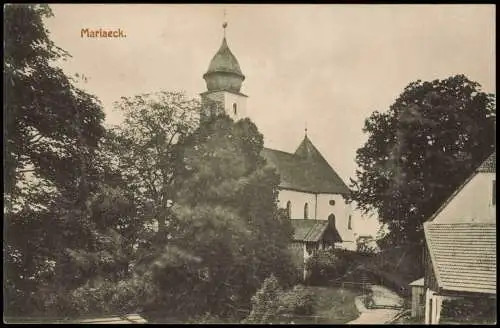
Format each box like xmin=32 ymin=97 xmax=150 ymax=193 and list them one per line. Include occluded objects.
xmin=81 ymin=28 xmax=126 ymax=38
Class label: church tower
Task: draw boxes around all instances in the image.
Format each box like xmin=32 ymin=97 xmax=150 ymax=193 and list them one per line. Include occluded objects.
xmin=200 ymin=20 xmax=248 ymax=121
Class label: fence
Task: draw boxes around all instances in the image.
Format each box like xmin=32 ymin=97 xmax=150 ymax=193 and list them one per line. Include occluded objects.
xmin=275 ymin=313 xmax=329 ymax=324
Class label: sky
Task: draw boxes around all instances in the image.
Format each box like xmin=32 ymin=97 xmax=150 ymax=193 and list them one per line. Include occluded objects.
xmin=44 ymin=4 xmax=495 ymax=236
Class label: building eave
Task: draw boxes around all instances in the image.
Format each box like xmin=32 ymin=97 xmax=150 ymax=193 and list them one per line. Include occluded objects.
xmin=200 ymin=89 xmax=248 ymax=98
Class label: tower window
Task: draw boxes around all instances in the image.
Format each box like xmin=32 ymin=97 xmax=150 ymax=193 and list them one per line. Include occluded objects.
xmin=286 ymin=201 xmax=292 ymax=219
xmin=304 ymin=203 xmax=309 ymax=219
xmin=233 ymin=103 xmax=237 ymax=115
xmin=329 ymin=199 xmax=336 ymax=206
xmin=348 ymin=215 xmax=352 ymax=230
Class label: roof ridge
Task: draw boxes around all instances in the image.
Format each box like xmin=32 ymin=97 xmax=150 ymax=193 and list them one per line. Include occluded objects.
xmin=262 ymin=147 xmax=295 ymax=157
xmin=262 ymin=145 xmax=351 ymax=195
xmin=477 ymin=150 xmax=496 ymax=173
xmin=424 ymin=223 xmax=444 ymax=292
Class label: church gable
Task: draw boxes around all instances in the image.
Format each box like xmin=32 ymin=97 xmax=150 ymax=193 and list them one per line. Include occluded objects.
xmin=428 ymin=151 xmax=496 ymax=223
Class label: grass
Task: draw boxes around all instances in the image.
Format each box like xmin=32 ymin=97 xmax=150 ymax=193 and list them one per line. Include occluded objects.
xmin=283 ymin=286 xmax=362 ymax=324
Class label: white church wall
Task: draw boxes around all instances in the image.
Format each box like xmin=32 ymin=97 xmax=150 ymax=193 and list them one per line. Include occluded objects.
xmin=317 ymin=193 xmax=355 ymax=242
xmin=223 ymin=91 xmax=247 ymax=120
xmin=433 ymin=172 xmax=495 ymax=223
xmin=278 ymin=189 xmax=317 ymax=220
xmin=201 ymin=90 xmax=247 ymax=121
xmin=277 ymin=190 xmax=356 ymax=240
xmin=316 ymin=193 xmax=350 ymax=221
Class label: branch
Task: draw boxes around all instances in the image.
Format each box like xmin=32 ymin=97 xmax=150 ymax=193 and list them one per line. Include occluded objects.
xmin=16 ymin=169 xmax=36 ymax=174
xmin=28 ymin=133 xmax=44 ymax=145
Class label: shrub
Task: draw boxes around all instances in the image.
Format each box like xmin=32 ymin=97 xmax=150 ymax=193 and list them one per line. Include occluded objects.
xmin=243 ymin=274 xmax=283 ymax=324
xmin=356 ymin=236 xmax=378 ymax=254
xmin=306 ymin=250 xmax=350 ymax=285
xmin=244 ymin=276 xmax=318 ymax=323
xmin=441 ymin=297 xmax=496 ymax=324
xmin=278 ymin=284 xmax=316 ymax=316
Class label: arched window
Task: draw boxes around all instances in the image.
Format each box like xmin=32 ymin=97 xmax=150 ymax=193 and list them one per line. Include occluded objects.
xmin=328 ymin=213 xmax=336 ymax=227
xmin=348 ymin=215 xmax=352 ymax=230
xmin=286 ymin=201 xmax=292 ymax=219
xmin=304 ymin=203 xmax=309 ymax=219
xmin=233 ymin=103 xmax=237 ymax=115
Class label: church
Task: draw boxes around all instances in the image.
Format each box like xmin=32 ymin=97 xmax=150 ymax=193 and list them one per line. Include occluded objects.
xmin=199 ymin=23 xmax=358 ymax=277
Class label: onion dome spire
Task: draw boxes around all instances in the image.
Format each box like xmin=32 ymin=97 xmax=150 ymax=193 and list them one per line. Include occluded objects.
xmin=203 ymin=12 xmax=245 ymax=93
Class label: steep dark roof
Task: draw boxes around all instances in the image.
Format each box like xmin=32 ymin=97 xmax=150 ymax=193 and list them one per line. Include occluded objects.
xmin=204 ymin=37 xmax=244 ymax=78
xmin=424 ymin=222 xmax=496 ymax=294
xmin=291 ymin=219 xmax=342 ymax=243
xmin=261 ymin=136 xmax=350 ymax=195
xmin=409 ymin=277 xmax=424 ymax=287
xmin=478 ymin=151 xmax=496 ymax=173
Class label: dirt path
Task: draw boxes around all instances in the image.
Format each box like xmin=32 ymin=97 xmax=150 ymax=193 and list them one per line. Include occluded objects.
xmin=347 ymin=285 xmax=404 ymax=324
xmin=370 ymin=285 xmax=404 ymax=308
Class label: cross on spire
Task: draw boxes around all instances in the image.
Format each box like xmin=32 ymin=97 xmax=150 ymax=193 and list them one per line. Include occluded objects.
xmin=222 ymin=9 xmax=228 ymax=38
xmin=305 ymin=121 xmax=308 ymax=137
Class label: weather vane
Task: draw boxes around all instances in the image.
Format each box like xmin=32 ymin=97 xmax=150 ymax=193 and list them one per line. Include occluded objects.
xmin=222 ymin=9 xmax=228 ymax=38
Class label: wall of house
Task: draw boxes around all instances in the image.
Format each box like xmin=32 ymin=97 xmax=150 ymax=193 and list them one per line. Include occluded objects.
xmin=425 ymin=288 xmax=461 ymax=324
xmin=289 ymin=242 xmax=305 ymax=279
xmin=334 ymin=241 xmax=357 ymax=251
xmin=411 ymin=285 xmax=425 ymax=318
xmin=433 ymin=172 xmax=496 ymax=223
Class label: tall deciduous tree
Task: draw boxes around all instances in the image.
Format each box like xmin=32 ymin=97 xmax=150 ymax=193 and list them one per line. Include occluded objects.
xmin=350 ymin=75 xmax=495 ymax=249
xmin=3 ymin=4 xmax=122 ymax=316
xmin=141 ymin=114 xmax=296 ymax=319
xmin=108 ymin=91 xmax=200 ymax=240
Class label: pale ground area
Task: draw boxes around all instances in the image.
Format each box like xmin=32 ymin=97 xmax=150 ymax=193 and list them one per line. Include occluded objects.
xmin=348 ymin=285 xmax=404 ymax=324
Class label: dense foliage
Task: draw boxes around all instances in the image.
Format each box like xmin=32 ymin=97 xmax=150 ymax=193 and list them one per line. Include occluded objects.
xmin=4 ymin=4 xmax=296 ymax=321
xmin=441 ymin=297 xmax=497 ymax=324
xmin=350 ymin=75 xmax=496 ymax=249
xmin=244 ymin=275 xmax=316 ymax=324
xmin=356 ymin=236 xmax=378 ymax=254
xmin=144 ymin=114 xmax=296 ymax=318
xmin=4 ymin=4 xmax=118 ymax=316
xmin=306 ymin=249 xmax=351 ymax=285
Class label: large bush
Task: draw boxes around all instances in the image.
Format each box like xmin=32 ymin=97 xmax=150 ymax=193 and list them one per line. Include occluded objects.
xmin=278 ymin=285 xmax=316 ymax=316
xmin=244 ymin=276 xmax=317 ymax=324
xmin=306 ymin=250 xmax=351 ymax=285
xmin=441 ymin=297 xmax=496 ymax=324
xmin=243 ymin=275 xmax=283 ymax=324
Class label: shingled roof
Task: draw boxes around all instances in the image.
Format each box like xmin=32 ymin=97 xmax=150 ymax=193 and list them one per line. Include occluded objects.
xmin=478 ymin=151 xmax=496 ymax=173
xmin=424 ymin=222 xmax=496 ymax=294
xmin=291 ymin=219 xmax=342 ymax=243
xmin=261 ymin=136 xmax=350 ymax=195
xmin=204 ymin=37 xmax=244 ymax=78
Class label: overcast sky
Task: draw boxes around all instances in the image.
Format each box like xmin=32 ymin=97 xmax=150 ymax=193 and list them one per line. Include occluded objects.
xmin=44 ymin=4 xmax=495 ymax=236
